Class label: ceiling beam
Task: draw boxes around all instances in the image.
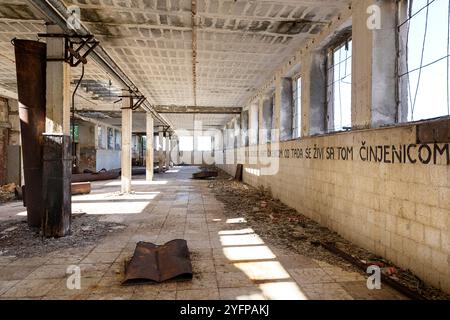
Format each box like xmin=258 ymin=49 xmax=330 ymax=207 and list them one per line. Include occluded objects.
xmin=154 ymin=105 xmax=242 ymax=114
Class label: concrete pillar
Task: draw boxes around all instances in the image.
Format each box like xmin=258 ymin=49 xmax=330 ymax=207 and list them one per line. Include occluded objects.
xmin=303 ymin=51 xmax=327 ymax=136
xmin=158 ymin=130 xmax=164 ymax=172
xmin=171 ymin=137 xmax=179 ymax=165
xmin=121 ymin=90 xmax=132 ymax=194
xmin=352 ymin=0 xmax=398 ymax=128
xmin=165 ymin=133 xmax=170 ymax=169
xmin=275 ymin=77 xmax=293 ymax=141
xmin=193 ymin=120 xmax=201 ymax=165
xmin=45 ymin=25 xmax=70 ymax=134
xmin=145 ymin=113 xmax=153 ymax=181
xmin=224 ymin=122 xmax=234 ymax=164
xmin=259 ymin=94 xmax=273 ymax=144
xmin=248 ymin=102 xmax=259 ymax=145
xmin=234 ymin=116 xmax=240 ymax=149
xmin=42 ymin=24 xmax=71 ymax=236
xmin=241 ymin=110 xmax=249 ymax=147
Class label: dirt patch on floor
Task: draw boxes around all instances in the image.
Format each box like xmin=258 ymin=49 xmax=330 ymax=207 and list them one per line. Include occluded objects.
xmin=208 ymin=169 xmax=450 ymax=300
xmin=0 ymin=214 xmax=126 ymax=258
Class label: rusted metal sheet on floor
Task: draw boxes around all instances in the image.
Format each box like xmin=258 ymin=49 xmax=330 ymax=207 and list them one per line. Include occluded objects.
xmin=42 ymin=134 xmax=72 ymax=237
xmin=13 ymin=39 xmax=46 ymax=227
xmin=192 ymin=170 xmax=218 ymax=179
xmin=71 ymin=182 xmax=91 ymax=195
xmin=72 ymin=170 xmax=120 ymax=182
xmin=122 ymin=240 xmax=193 ymax=285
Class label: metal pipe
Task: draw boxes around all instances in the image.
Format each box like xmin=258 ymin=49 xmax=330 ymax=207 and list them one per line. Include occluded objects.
xmin=27 ymin=0 xmax=172 ymax=129
xmin=13 ymin=39 xmax=47 ymax=227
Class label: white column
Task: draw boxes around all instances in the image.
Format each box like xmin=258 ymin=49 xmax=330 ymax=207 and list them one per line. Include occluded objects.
xmin=145 ymin=113 xmax=153 ymax=181
xmin=165 ymin=133 xmax=171 ymax=169
xmin=158 ymin=130 xmax=164 ymax=172
xmin=121 ymin=90 xmax=132 ymax=194
xmin=45 ymin=24 xmax=70 ymax=134
xmin=173 ymin=137 xmax=180 ymax=165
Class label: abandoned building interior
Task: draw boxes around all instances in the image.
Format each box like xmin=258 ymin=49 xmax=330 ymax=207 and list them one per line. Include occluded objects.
xmin=0 ymin=0 xmax=449 ymax=301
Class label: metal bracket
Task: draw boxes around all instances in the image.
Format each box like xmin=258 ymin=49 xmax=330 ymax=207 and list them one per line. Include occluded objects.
xmin=118 ymin=94 xmax=146 ymax=110
xmin=37 ymin=33 xmax=99 ymax=67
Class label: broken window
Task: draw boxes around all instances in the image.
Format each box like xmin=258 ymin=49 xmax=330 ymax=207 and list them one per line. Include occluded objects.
xmin=398 ymin=0 xmax=450 ymax=122
xmin=326 ymin=38 xmax=352 ymax=132
xmin=292 ymin=77 xmax=302 ymax=138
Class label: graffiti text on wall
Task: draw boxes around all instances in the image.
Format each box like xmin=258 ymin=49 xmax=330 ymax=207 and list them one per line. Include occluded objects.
xmin=275 ymin=142 xmax=450 ymax=165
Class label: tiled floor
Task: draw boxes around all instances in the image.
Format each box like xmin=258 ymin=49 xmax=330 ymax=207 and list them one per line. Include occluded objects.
xmin=0 ymin=166 xmax=406 ymax=300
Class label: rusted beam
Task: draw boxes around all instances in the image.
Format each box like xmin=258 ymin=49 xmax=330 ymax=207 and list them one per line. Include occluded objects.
xmin=42 ymin=134 xmax=71 ymax=237
xmin=318 ymin=241 xmax=426 ymax=300
xmin=71 ymin=182 xmax=91 ymax=195
xmin=154 ymin=105 xmax=242 ymax=114
xmin=13 ymin=39 xmax=47 ymax=228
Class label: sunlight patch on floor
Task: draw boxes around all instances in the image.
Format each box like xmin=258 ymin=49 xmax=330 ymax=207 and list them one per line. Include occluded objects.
xmin=226 ymin=217 xmax=247 ymax=224
xmin=220 ymin=228 xmax=308 ymax=300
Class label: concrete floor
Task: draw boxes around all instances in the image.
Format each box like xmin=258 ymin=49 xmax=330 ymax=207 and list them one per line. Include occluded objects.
xmin=0 ymin=166 xmax=406 ymax=300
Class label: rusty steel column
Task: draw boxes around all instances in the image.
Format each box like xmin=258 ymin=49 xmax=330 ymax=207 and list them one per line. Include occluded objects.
xmin=13 ymin=39 xmax=46 ymax=227
xmin=42 ymin=134 xmax=71 ymax=237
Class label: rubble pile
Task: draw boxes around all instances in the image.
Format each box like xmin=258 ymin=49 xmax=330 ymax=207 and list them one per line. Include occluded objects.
xmin=0 ymin=214 xmax=126 ymax=258
xmin=0 ymin=183 xmax=17 ymax=203
xmin=208 ymin=168 xmax=450 ymax=300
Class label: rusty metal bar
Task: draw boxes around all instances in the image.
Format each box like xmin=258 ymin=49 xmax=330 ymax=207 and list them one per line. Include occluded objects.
xmin=71 ymin=182 xmax=91 ymax=195
xmin=71 ymin=170 xmax=120 ymax=183
xmin=13 ymin=39 xmax=46 ymax=228
xmin=42 ymin=134 xmax=72 ymax=237
xmin=318 ymin=241 xmax=426 ymax=300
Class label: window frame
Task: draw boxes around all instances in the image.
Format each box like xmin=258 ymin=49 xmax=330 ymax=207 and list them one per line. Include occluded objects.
xmin=292 ymin=75 xmax=302 ymax=139
xmin=396 ymin=0 xmax=450 ymax=123
xmin=326 ymin=36 xmax=353 ymax=133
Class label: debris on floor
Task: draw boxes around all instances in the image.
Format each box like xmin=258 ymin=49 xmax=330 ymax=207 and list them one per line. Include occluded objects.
xmin=71 ymin=182 xmax=91 ymax=195
xmin=0 ymin=214 xmax=126 ymax=259
xmin=0 ymin=183 xmax=18 ymax=203
xmin=208 ymin=168 xmax=450 ymax=300
xmin=122 ymin=239 xmax=193 ymax=285
xmin=192 ymin=167 xmax=218 ymax=179
xmin=72 ymin=169 xmax=120 ymax=183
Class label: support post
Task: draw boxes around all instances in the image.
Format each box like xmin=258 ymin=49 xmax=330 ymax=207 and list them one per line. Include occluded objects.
xmin=121 ymin=90 xmax=132 ymax=194
xmin=145 ymin=113 xmax=154 ymax=181
xmin=165 ymin=133 xmax=171 ymax=169
xmin=276 ymin=77 xmax=293 ymax=141
xmin=42 ymin=134 xmax=71 ymax=237
xmin=13 ymin=39 xmax=46 ymax=227
xmin=158 ymin=130 xmax=164 ymax=172
xmin=42 ymin=24 xmax=71 ymax=236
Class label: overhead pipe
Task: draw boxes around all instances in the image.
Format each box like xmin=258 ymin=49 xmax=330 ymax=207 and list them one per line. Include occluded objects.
xmin=27 ymin=0 xmax=172 ymax=130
